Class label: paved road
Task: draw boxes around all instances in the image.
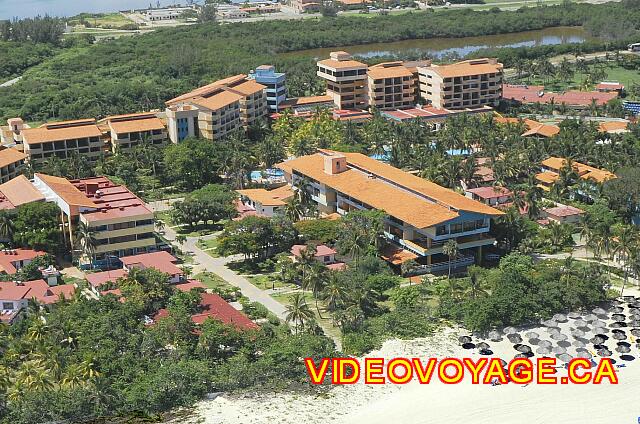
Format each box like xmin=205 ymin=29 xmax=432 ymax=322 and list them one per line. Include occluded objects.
xmin=1 ymin=76 xmax=22 ymax=87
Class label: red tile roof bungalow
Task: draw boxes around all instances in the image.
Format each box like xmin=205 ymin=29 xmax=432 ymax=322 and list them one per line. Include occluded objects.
xmin=596 ymin=82 xmax=624 ymax=93
xmin=0 ymin=279 xmax=75 ymax=324
xmin=0 ymin=249 xmax=47 ymax=275
xmin=542 ymin=205 xmax=585 ymax=225
xmin=290 ymin=244 xmax=346 ymax=269
xmin=465 ymin=186 xmax=513 ymax=207
xmin=120 ymin=251 xmax=184 ymax=284
xmin=152 ymin=292 xmax=258 ymax=330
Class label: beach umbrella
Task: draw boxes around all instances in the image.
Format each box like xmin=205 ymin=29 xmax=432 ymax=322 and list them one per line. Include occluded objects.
xmin=553 ymin=313 xmax=567 ymax=323
xmin=612 ymin=314 xmax=626 ymax=322
xmin=597 ymin=348 xmax=613 ymax=357
xmin=575 ymin=351 xmax=592 ymax=359
xmin=514 ymin=353 xmax=529 ymax=359
xmin=552 ymin=346 xmax=567 ymax=354
xmin=632 ymin=301 xmax=640 ymax=308
xmin=498 ymin=359 xmax=507 ymax=367
xmin=610 ymin=322 xmax=627 ymax=329
xmin=476 ymin=342 xmax=490 ymax=350
xmin=529 ymin=338 xmax=541 ymax=345
xmin=592 ymin=319 xmax=607 ymax=328
xmin=584 ymin=314 xmax=597 ymax=322
xmin=620 ymin=354 xmax=635 ymax=361
xmin=462 ymin=342 xmax=476 ymax=349
xmin=567 ymin=311 xmax=582 ymax=319
xmin=551 ymin=333 xmax=568 ymax=341
xmin=536 ymin=346 xmax=552 ymax=355
xmin=617 ymin=341 xmax=631 ymax=348
xmin=556 ymin=353 xmax=573 ymax=362
xmin=503 ymin=326 xmax=517 ymax=335
xmin=591 ymin=335 xmax=606 ymax=345
xmin=546 ymin=327 xmax=561 ymax=335
xmin=612 ymin=330 xmax=627 ymax=340
xmin=572 ymin=339 xmax=586 ymax=348
xmin=629 ymin=320 xmax=640 ymax=328
xmin=595 ymin=333 xmax=609 ymax=341
xmin=593 ymin=307 xmax=607 ymax=315
xmin=542 ymin=319 xmax=558 ymax=327
xmin=609 ymin=306 xmax=624 ymax=314
xmin=458 ymin=336 xmax=472 ymax=344
xmin=622 ymin=296 xmax=636 ymax=303
xmin=616 ymin=345 xmax=631 ymax=354
xmin=507 ymin=333 xmax=523 ymax=344
xmin=630 ymin=329 xmax=640 ymax=337
xmin=515 ymin=344 xmax=532 ymax=353
xmin=488 ymin=330 xmax=502 ymax=341
xmin=525 ymin=331 xmax=539 ymax=339
xmin=574 ymin=319 xmax=587 ymax=327
xmin=570 ymin=329 xmax=585 ymax=338
xmin=539 ymin=340 xmax=552 ymax=348
xmin=479 ymin=348 xmax=493 ymax=355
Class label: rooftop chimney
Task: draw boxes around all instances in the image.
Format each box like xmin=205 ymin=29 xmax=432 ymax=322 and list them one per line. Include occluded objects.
xmin=323 ymin=153 xmax=347 ymax=175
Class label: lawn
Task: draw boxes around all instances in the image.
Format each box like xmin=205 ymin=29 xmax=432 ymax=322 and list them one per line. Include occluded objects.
xmin=272 ymin=290 xmax=343 ymax=342
xmin=247 ymin=273 xmax=294 ymax=290
xmin=193 ymin=271 xmax=235 ymax=291
xmin=511 ymin=64 xmax=640 ymax=95
xmin=197 ymin=238 xmax=220 ymax=257
xmin=68 ymin=13 xmax=136 ymax=29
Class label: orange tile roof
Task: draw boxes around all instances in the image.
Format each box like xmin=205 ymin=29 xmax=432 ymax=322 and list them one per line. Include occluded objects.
xmin=237 ymin=185 xmax=293 ymax=206
xmin=381 ymin=245 xmax=417 ymax=265
xmin=536 ymin=171 xmax=559 ymax=185
xmin=521 ymin=121 xmax=560 ymax=138
xmin=423 ymin=59 xmax=502 ymax=79
xmin=22 ymin=120 xmax=102 ymax=145
xmin=598 ymin=121 xmax=629 ymax=134
xmin=225 ymin=79 xmax=266 ymax=96
xmin=165 ymin=74 xmax=264 ymax=111
xmin=280 ymin=95 xmax=334 ymax=109
xmin=277 ymin=151 xmax=502 ymax=229
xmin=121 ymin=251 xmax=183 ymax=276
xmin=540 ymin=157 xmax=616 ymax=184
xmin=368 ymin=62 xmax=413 ymax=79
xmin=0 ymin=175 xmax=45 ymax=209
xmin=0 ymin=147 xmax=26 ymax=168
xmin=317 ymin=57 xmax=367 ymax=70
xmin=106 ymin=113 xmax=166 ymax=135
xmin=0 ymin=249 xmax=46 ymax=274
xmin=35 ymin=173 xmax=98 ymax=208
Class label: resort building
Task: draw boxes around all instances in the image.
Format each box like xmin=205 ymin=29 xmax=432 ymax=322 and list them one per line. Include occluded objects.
xmin=249 ymin=65 xmax=287 ymax=112
xmin=536 ymin=157 xmax=617 ymax=192
xmin=417 ymin=58 xmax=503 ymax=110
xmin=317 ymin=52 xmax=368 ymax=110
xmin=0 ymin=249 xmax=47 ymax=275
xmin=237 ymin=185 xmax=293 ymax=217
xmin=165 ymin=74 xmax=267 ymax=143
xmin=120 ymin=251 xmax=184 ymax=284
xmin=541 ymin=205 xmax=585 ymax=225
xmin=493 ymin=115 xmax=560 ymax=138
xmin=381 ymin=105 xmax=492 ymax=128
xmin=279 ymin=95 xmax=335 ymax=113
xmin=465 ymin=186 xmax=513 ymax=208
xmin=367 ymin=62 xmax=416 ymax=110
xmin=596 ymin=82 xmax=624 ymax=94
xmin=0 ymin=175 xmax=46 ymax=212
xmin=0 ymin=279 xmax=75 ymax=324
xmin=290 ymin=0 xmax=321 ymax=13
xmin=0 ymin=147 xmax=27 ymax=183
xmin=0 ymin=117 xmax=28 ymax=148
xmin=277 ymin=150 xmax=504 ymax=275
xmin=32 ymin=174 xmax=156 ymax=261
xmin=290 ymin=244 xmax=346 ymax=270
xmin=101 ymin=112 xmax=168 ymax=152
xmin=21 ymin=119 xmax=105 ymax=163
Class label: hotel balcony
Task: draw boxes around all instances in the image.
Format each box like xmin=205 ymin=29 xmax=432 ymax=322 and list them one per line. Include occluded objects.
xmin=385 ymin=232 xmax=496 ymax=257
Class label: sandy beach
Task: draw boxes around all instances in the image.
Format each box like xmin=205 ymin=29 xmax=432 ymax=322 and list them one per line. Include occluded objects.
xmin=183 ymin=300 xmax=640 ymax=424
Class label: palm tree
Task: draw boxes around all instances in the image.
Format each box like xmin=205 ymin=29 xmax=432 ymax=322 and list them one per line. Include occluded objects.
xmin=76 ymin=222 xmax=97 ymax=268
xmin=322 ymin=274 xmax=348 ymax=313
xmin=284 ymin=196 xmax=304 ymax=222
xmin=304 ymin=265 xmax=327 ymax=318
xmin=285 ymin=293 xmax=314 ymax=335
xmin=612 ymin=225 xmax=637 ymax=296
xmin=443 ymin=239 xmax=458 ymax=279
xmin=0 ymin=211 xmax=15 ymax=243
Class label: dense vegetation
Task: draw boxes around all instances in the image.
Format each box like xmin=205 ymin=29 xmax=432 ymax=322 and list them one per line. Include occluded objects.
xmin=2 ymin=1 xmax=640 ymax=122
xmin=0 ymin=268 xmax=336 ymax=423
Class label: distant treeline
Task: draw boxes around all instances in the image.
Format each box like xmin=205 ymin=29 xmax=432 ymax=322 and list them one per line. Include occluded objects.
xmin=0 ymin=16 xmax=65 ymax=44
xmin=1 ymin=1 xmax=640 ymax=122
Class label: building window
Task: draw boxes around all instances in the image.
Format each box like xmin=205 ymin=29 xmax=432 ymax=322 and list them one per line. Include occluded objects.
xmin=2 ymin=302 xmax=13 ymax=310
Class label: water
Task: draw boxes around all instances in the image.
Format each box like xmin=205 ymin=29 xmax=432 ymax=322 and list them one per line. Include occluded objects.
xmin=284 ymin=27 xmax=593 ymax=60
xmin=0 ymin=0 xmax=184 ymax=19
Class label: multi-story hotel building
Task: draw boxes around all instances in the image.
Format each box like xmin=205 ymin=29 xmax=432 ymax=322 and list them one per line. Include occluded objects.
xmin=249 ymin=65 xmax=287 ymax=112
xmin=277 ymin=150 xmax=504 ymax=275
xmin=317 ymin=52 xmax=368 ymax=110
xmin=418 ymin=58 xmax=503 ymax=110
xmin=33 ymin=174 xmax=156 ymax=262
xmin=290 ymin=0 xmax=321 ymax=13
xmin=101 ymin=112 xmax=168 ymax=152
xmin=165 ymin=74 xmax=267 ymax=143
xmin=0 ymin=147 xmax=27 ymax=183
xmin=21 ymin=119 xmax=106 ymax=163
xmin=367 ymin=62 xmax=416 ymax=110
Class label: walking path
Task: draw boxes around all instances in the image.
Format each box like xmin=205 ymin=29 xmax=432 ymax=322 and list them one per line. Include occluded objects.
xmin=151 ymin=204 xmax=342 ymax=349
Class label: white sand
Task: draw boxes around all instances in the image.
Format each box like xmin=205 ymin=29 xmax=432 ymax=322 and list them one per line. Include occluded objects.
xmin=182 ymin=305 xmax=640 ymax=424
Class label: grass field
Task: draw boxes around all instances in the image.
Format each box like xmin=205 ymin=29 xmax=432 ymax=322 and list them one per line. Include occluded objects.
xmin=194 ymin=271 xmax=235 ymax=291
xmin=513 ymin=64 xmax=640 ymax=93
xmin=68 ymin=13 xmax=135 ymax=29
xmin=247 ymin=273 xmax=293 ymax=290
xmin=272 ymin=290 xmax=343 ymax=340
